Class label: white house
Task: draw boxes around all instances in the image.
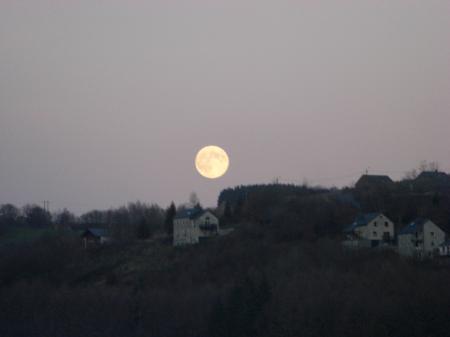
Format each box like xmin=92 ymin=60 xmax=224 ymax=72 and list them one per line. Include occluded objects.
xmin=343 ymin=213 xmax=395 ymax=248
xmin=173 ymin=208 xmax=220 ymax=246
xmin=398 ymin=218 xmax=446 ymax=258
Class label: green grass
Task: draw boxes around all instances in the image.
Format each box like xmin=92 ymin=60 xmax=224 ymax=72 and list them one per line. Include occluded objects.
xmin=0 ymin=226 xmax=55 ymax=246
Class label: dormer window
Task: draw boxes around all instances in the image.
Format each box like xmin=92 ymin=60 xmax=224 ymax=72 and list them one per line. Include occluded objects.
xmin=384 ymin=222 xmax=389 ymax=227
xmin=374 ymin=222 xmax=377 ymax=227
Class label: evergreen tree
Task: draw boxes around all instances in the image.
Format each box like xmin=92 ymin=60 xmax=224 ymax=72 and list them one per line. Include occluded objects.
xmin=136 ymin=218 xmax=151 ymax=239
xmin=164 ymin=202 xmax=176 ymax=237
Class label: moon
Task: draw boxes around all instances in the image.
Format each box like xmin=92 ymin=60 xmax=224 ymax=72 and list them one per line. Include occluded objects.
xmin=195 ymin=145 xmax=230 ymax=179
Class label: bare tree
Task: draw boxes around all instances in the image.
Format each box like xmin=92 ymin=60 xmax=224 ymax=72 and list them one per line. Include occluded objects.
xmin=428 ymin=161 xmax=440 ymax=172
xmin=189 ymin=192 xmax=201 ymax=208
xmin=403 ymin=168 xmax=418 ymax=180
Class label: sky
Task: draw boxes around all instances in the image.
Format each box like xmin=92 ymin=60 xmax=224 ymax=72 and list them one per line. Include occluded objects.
xmin=1 ymin=0 xmax=450 ymax=214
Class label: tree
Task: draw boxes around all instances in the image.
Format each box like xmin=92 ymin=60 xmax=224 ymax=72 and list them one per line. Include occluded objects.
xmin=0 ymin=204 xmax=21 ymax=226
xmin=54 ymin=208 xmax=76 ymax=227
xmin=221 ymin=201 xmax=233 ymax=226
xmin=80 ymin=210 xmax=105 ymax=225
xmin=189 ymin=192 xmax=201 ymax=208
xmin=23 ymin=205 xmax=52 ymax=227
xmin=418 ymin=160 xmax=440 ymax=173
xmin=164 ymin=202 xmax=176 ymax=237
xmin=136 ymin=218 xmax=151 ymax=239
xmin=428 ymin=161 xmax=440 ymax=172
xmin=403 ymin=168 xmax=418 ymax=180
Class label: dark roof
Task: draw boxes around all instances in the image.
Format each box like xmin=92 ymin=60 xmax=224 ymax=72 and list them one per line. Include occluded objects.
xmin=356 ymin=175 xmax=393 ymax=185
xmin=174 ymin=208 xmax=205 ymax=220
xmin=416 ymin=171 xmax=449 ymax=179
xmin=82 ymin=228 xmax=109 ymax=238
xmin=399 ymin=218 xmax=447 ymax=236
xmin=344 ymin=212 xmax=382 ymax=232
xmin=398 ymin=218 xmax=428 ymax=235
xmin=416 ymin=171 xmax=449 ymax=181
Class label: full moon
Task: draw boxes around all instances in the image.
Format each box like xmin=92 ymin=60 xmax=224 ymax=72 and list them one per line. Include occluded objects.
xmin=195 ymin=145 xmax=230 ymax=179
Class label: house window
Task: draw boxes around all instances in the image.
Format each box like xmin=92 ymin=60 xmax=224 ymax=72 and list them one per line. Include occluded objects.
xmin=205 ymin=216 xmax=210 ymax=224
xmin=430 ymin=232 xmax=434 ymax=236
xmin=385 ymin=222 xmax=389 ymax=227
xmin=373 ymin=231 xmax=377 ymax=237
xmin=431 ymin=241 xmax=435 ymax=246
xmin=374 ymin=222 xmax=377 ymax=227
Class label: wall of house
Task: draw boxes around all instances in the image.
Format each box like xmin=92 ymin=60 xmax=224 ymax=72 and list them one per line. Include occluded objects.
xmin=173 ymin=219 xmax=199 ymax=246
xmin=173 ymin=212 xmax=221 ymax=246
xmin=361 ymin=215 xmax=394 ymax=241
xmin=100 ymin=236 xmax=111 ymax=244
xmin=194 ymin=212 xmax=219 ymax=238
xmin=423 ymin=221 xmax=446 ymax=255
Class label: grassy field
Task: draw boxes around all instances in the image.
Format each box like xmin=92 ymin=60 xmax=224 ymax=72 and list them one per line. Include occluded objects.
xmin=0 ymin=226 xmax=55 ymax=246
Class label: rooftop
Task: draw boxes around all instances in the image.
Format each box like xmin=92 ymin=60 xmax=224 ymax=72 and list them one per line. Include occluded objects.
xmin=356 ymin=174 xmax=393 ymax=184
xmin=82 ymin=228 xmax=109 ymax=238
xmin=174 ymin=207 xmax=205 ymax=220
xmin=344 ymin=212 xmax=382 ymax=232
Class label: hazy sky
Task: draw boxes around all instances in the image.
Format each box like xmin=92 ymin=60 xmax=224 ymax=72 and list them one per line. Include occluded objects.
xmin=1 ymin=1 xmax=449 ymax=213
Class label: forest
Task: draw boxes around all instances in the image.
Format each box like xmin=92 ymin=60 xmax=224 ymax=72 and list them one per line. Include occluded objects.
xmin=0 ymin=167 xmax=450 ymax=337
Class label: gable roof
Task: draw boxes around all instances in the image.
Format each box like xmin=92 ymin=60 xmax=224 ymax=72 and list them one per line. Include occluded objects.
xmin=82 ymin=228 xmax=109 ymax=238
xmin=399 ymin=218 xmax=446 ymax=236
xmin=398 ymin=218 xmax=428 ymax=235
xmin=174 ymin=208 xmax=205 ymax=220
xmin=356 ymin=175 xmax=393 ymax=186
xmin=344 ymin=212 xmax=382 ymax=232
xmin=416 ymin=171 xmax=448 ymax=179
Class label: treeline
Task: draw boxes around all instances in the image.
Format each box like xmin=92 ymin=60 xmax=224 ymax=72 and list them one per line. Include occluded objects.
xmin=218 ymin=171 xmax=450 ymax=237
xmin=0 ymin=203 xmax=52 ymax=231
xmin=0 ymin=201 xmax=177 ymax=241
xmin=1 ymin=167 xmax=450 ymax=336
xmin=79 ymin=202 xmax=168 ymax=240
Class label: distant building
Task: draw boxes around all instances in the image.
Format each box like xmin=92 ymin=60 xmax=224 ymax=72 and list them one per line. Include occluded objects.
xmin=355 ymin=174 xmax=394 ymax=190
xmin=415 ymin=171 xmax=449 ymax=181
xmin=398 ymin=218 xmax=446 ymax=258
xmin=173 ymin=208 xmax=219 ymax=246
xmin=81 ymin=228 xmax=111 ymax=248
xmin=343 ymin=213 xmax=395 ymax=248
xmin=413 ymin=171 xmax=450 ymax=192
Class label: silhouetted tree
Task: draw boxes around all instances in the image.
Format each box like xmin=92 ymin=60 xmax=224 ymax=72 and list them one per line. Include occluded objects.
xmin=23 ymin=204 xmax=51 ymax=227
xmin=189 ymin=192 xmax=201 ymax=208
xmin=136 ymin=218 xmax=151 ymax=239
xmin=54 ymin=208 xmax=76 ymax=227
xmin=164 ymin=202 xmax=176 ymax=237
xmin=0 ymin=204 xmax=21 ymax=226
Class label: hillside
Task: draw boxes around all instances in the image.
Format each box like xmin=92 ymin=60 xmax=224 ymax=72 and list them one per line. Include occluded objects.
xmin=1 ymin=221 xmax=450 ymax=337
xmin=1 ymin=175 xmax=450 ymax=336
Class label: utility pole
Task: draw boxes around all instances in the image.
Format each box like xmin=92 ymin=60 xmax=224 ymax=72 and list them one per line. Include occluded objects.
xmin=42 ymin=200 xmax=50 ymax=212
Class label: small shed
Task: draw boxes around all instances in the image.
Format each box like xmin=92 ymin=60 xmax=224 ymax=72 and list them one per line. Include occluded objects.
xmin=81 ymin=228 xmax=111 ymax=248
